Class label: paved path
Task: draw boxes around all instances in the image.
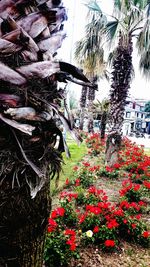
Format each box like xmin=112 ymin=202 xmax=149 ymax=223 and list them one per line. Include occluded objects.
xmin=128 ymin=135 xmax=150 ymax=149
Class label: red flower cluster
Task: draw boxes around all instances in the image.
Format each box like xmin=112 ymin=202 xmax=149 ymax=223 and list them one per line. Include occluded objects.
xmin=47 ymin=218 xmax=57 ymax=233
xmin=142 ymin=231 xmax=149 ymax=238
xmin=143 ymin=180 xmax=150 ymax=189
xmin=105 ymin=239 xmax=115 ymax=247
xmin=107 ymin=219 xmax=119 ymax=229
xmin=119 ymin=179 xmax=141 ymax=197
xmin=51 ymin=207 xmax=65 ymax=219
xmin=65 ymin=228 xmax=77 ymax=251
xmin=60 ymin=191 xmax=78 ymax=202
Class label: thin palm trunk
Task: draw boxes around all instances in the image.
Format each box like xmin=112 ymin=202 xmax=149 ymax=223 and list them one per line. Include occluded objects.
xmin=106 ymin=33 xmax=133 ymax=165
xmin=79 ymin=85 xmax=87 ymax=130
xmin=87 ymin=78 xmax=96 ymax=133
xmin=100 ymin=111 xmax=107 ymax=139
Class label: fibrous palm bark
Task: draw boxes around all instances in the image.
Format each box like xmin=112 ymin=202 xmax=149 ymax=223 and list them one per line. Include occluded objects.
xmin=100 ymin=110 xmax=107 ymax=139
xmin=79 ymin=85 xmax=87 ymax=130
xmin=106 ymin=33 xmax=133 ymax=165
xmin=0 ymin=1 xmax=90 ymax=266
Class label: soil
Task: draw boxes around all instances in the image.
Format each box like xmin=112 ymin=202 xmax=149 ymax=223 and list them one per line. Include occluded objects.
xmin=71 ymin=242 xmax=150 ymax=267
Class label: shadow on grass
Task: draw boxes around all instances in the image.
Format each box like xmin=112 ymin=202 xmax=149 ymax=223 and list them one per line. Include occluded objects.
xmin=51 ymin=137 xmax=87 ymax=196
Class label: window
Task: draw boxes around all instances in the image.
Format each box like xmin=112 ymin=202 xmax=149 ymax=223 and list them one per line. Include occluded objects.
xmin=126 ymin=112 xmax=131 ymax=118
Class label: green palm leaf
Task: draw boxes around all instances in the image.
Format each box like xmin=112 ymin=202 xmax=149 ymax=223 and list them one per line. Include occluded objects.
xmin=105 ymin=20 xmax=119 ymax=42
xmin=85 ymin=0 xmax=102 ymax=13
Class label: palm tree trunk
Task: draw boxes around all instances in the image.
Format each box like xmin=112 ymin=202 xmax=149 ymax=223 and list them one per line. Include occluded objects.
xmin=105 ymin=33 xmax=133 ymax=165
xmin=87 ymin=99 xmax=94 ymax=133
xmin=100 ymin=111 xmax=107 ymax=139
xmin=79 ymin=86 xmax=87 ymax=130
xmin=87 ymin=78 xmax=96 ymax=133
xmin=0 ymin=180 xmax=50 ymax=267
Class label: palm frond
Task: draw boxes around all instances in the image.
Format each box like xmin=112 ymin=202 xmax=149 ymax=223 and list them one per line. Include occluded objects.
xmin=136 ymin=20 xmax=150 ymax=52
xmin=105 ymin=20 xmax=119 ymax=42
xmin=139 ymin=49 xmax=150 ymax=79
xmin=85 ymin=0 xmax=102 ymax=13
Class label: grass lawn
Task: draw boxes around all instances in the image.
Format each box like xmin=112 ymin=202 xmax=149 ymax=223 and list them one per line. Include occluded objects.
xmin=144 ymin=148 xmax=150 ymax=156
xmin=51 ymin=136 xmax=87 ymax=195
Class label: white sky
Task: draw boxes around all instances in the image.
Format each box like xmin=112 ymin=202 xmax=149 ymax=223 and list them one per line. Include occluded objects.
xmin=58 ymin=0 xmax=150 ymax=101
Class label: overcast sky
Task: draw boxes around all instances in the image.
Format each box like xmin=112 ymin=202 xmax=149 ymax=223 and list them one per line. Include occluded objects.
xmin=58 ymin=0 xmax=150 ymax=101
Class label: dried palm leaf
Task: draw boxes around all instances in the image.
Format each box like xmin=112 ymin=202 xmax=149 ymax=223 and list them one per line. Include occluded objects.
xmin=0 ymin=113 xmax=35 ymax=135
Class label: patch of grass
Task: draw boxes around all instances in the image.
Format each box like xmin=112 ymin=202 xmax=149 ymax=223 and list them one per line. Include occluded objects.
xmin=144 ymin=148 xmax=150 ymax=156
xmin=51 ymin=137 xmax=87 ymax=195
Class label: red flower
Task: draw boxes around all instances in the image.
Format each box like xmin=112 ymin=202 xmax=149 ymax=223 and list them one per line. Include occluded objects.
xmin=113 ymin=209 xmax=124 ymax=217
xmin=47 ymin=226 xmax=55 ymax=233
xmin=112 ymin=163 xmax=121 ymax=169
xmin=75 ymin=178 xmax=80 ymax=186
xmin=70 ymin=243 xmax=76 ymax=251
xmin=73 ymin=166 xmax=78 ymax=171
xmin=93 ymin=226 xmax=99 ymax=233
xmin=48 ymin=218 xmax=57 ymax=227
xmin=82 ymin=161 xmax=90 ymax=167
xmin=64 ymin=229 xmax=76 ymax=236
xmin=65 ymin=178 xmax=70 ymax=185
xmin=107 ymin=219 xmax=119 ymax=229
xmin=105 ymin=239 xmax=115 ymax=247
xmin=143 ymin=180 xmax=150 ymax=189
xmin=131 ymin=223 xmax=136 ymax=229
xmin=133 ymin=184 xmax=140 ymax=191
xmin=47 ymin=218 xmax=57 ymax=232
xmin=51 ymin=207 xmax=65 ymax=218
xmin=142 ymin=231 xmax=149 ymax=238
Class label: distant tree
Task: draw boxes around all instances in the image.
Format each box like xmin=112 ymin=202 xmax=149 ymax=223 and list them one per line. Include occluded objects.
xmin=75 ymin=5 xmax=108 ymax=132
xmin=145 ymin=101 xmax=150 ymax=113
xmin=93 ymin=99 xmax=110 ymax=139
xmin=86 ymin=0 xmax=150 ymax=166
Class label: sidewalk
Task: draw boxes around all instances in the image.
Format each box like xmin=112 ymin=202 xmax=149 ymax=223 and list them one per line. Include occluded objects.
xmin=128 ymin=135 xmax=150 ymax=149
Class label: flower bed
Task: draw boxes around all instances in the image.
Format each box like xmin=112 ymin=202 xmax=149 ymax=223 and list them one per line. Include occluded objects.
xmin=44 ymin=134 xmax=150 ymax=267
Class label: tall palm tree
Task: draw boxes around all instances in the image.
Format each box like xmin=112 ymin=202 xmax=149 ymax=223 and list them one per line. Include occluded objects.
xmin=75 ymin=4 xmax=107 ymax=132
xmin=86 ymin=0 xmax=150 ymax=165
xmin=0 ymin=1 xmax=90 ymax=266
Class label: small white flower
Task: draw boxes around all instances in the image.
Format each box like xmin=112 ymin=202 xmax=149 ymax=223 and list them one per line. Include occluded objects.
xmin=86 ymin=230 xmax=93 ymax=238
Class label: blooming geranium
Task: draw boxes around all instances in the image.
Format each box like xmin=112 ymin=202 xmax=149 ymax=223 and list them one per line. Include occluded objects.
xmin=47 ymin=218 xmax=57 ymax=233
xmin=75 ymin=178 xmax=80 ymax=186
xmin=143 ymin=180 xmax=150 ymax=189
xmin=107 ymin=219 xmax=119 ymax=229
xmin=93 ymin=226 xmax=99 ymax=233
xmin=104 ymin=239 xmax=115 ymax=247
xmin=51 ymin=207 xmax=65 ymax=219
xmin=64 ymin=229 xmax=76 ymax=236
xmin=142 ymin=231 xmax=149 ymax=238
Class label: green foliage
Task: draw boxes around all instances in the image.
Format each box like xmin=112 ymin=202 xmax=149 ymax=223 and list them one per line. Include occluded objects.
xmin=144 ymin=101 xmax=150 ymax=113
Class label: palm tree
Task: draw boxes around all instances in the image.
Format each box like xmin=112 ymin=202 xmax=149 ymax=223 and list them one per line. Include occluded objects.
xmin=75 ymin=4 xmax=107 ymax=132
xmin=93 ymin=99 xmax=110 ymax=139
xmin=86 ymin=0 xmax=150 ymax=165
xmin=0 ymin=1 xmax=90 ymax=266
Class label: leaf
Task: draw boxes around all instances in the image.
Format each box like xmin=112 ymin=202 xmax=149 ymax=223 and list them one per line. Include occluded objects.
xmin=0 ymin=113 xmax=35 ymax=135
xmin=114 ymin=0 xmax=121 ymax=11
xmin=0 ymin=62 xmax=26 ymax=85
xmin=85 ymin=1 xmax=102 ymax=13
xmin=106 ymin=20 xmax=119 ymax=41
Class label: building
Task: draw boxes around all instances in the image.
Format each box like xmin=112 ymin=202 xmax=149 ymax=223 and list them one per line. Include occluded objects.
xmin=122 ymin=98 xmax=149 ymax=135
